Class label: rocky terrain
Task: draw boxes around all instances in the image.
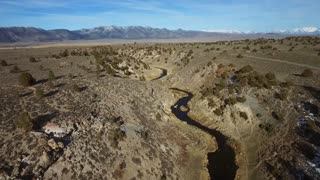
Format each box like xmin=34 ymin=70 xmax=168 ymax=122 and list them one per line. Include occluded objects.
xmin=0 ymin=36 xmax=320 ymax=180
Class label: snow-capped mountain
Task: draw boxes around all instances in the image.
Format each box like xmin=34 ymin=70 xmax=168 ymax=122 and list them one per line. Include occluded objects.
xmin=204 ymin=27 xmax=320 ymax=35
xmin=273 ymin=27 xmax=320 ymax=35
xmin=0 ymin=25 xmax=318 ymax=43
xmin=203 ymin=29 xmax=243 ymax=34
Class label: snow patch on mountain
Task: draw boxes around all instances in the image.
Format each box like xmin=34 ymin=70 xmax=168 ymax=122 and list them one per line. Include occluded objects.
xmin=203 ymin=29 xmax=244 ymax=34
xmin=273 ymin=27 xmax=320 ymax=34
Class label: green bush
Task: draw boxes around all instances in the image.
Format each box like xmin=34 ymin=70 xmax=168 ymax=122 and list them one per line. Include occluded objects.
xmin=15 ymin=112 xmax=33 ymax=131
xmin=19 ymin=72 xmax=35 ymax=86
xmin=48 ymin=70 xmax=55 ymax=81
xmin=301 ymin=68 xmax=313 ymax=77
xmin=1 ymin=60 xmax=8 ymax=66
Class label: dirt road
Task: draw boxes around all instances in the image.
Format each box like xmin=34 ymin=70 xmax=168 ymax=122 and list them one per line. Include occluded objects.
xmin=244 ymin=55 xmax=320 ymax=71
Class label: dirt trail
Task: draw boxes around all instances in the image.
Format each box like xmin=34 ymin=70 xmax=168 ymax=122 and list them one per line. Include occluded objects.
xmin=244 ymin=55 xmax=320 ymax=70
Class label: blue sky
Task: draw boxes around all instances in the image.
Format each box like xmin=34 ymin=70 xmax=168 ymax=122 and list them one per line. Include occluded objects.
xmin=0 ymin=0 xmax=319 ymax=31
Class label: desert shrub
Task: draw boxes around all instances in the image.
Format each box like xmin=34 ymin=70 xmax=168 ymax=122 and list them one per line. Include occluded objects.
xmin=109 ymin=128 xmax=126 ymax=148
xmin=124 ymin=70 xmax=132 ymax=76
xmin=68 ymin=73 xmax=73 ymax=79
xmin=29 ymin=57 xmax=37 ymax=62
xmin=214 ymin=106 xmax=224 ymax=116
xmin=39 ymin=65 xmax=45 ymax=71
xmin=218 ymin=64 xmax=224 ymax=68
xmin=243 ymin=46 xmax=250 ymax=50
xmin=103 ymin=64 xmax=116 ymax=75
xmin=265 ymin=72 xmax=276 ymax=80
xmin=19 ymin=72 xmax=35 ymax=86
xmin=15 ymin=112 xmax=34 ymax=131
xmin=1 ymin=60 xmax=8 ymax=66
xmin=10 ymin=65 xmax=21 ymax=73
xmin=275 ymin=90 xmax=288 ymax=100
xmin=156 ymin=113 xmax=162 ymax=121
xmin=214 ymin=79 xmax=227 ymax=94
xmin=236 ymin=96 xmax=246 ymax=103
xmin=239 ymin=111 xmax=248 ymax=120
xmin=259 ymin=123 xmax=273 ymax=133
xmin=301 ymin=68 xmax=313 ymax=77
xmin=70 ymin=50 xmax=77 ymax=56
xmin=139 ymin=76 xmax=146 ymax=81
xmin=252 ymin=49 xmax=257 ymax=52
xmin=280 ymin=81 xmax=293 ymax=88
xmin=221 ymin=72 xmax=229 ymax=79
xmin=272 ymin=111 xmax=284 ymax=121
xmin=224 ymin=97 xmax=237 ymax=105
xmin=72 ymin=84 xmax=81 ymax=92
xmin=207 ymin=98 xmax=215 ymax=107
xmin=35 ymin=86 xmax=44 ymax=99
xmin=238 ymin=65 xmax=253 ymax=74
xmin=48 ymin=70 xmax=55 ymax=81
xmin=61 ymin=49 xmax=69 ymax=57
xmin=52 ymin=54 xmax=60 ymax=59
xmin=83 ymin=51 xmax=89 ymax=56
xmin=236 ymin=54 xmax=243 ymax=58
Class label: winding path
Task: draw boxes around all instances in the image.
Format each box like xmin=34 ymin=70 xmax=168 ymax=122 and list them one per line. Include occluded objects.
xmin=170 ymin=88 xmax=238 ymax=180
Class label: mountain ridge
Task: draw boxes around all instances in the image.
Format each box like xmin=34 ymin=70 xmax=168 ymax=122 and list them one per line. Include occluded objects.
xmin=0 ymin=25 xmax=319 ymax=43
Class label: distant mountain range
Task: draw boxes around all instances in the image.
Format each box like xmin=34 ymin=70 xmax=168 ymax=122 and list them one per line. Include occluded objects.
xmin=204 ymin=27 xmax=320 ymax=35
xmin=272 ymin=27 xmax=320 ymax=35
xmin=0 ymin=26 xmax=319 ymax=43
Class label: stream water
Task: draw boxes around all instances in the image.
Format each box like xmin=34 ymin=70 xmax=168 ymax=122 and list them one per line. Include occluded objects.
xmin=152 ymin=67 xmax=167 ymax=81
xmin=170 ymin=88 xmax=238 ymax=180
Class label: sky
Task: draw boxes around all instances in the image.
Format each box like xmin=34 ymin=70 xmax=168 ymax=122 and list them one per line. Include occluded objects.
xmin=0 ymin=0 xmax=319 ymax=32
